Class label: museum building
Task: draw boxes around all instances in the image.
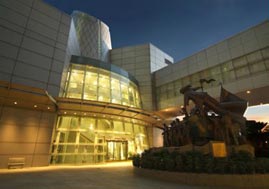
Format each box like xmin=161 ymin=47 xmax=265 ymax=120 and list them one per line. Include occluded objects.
xmin=0 ymin=0 xmax=268 ymax=168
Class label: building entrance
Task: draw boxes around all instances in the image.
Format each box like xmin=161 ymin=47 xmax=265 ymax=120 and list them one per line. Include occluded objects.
xmin=107 ymin=141 xmax=128 ymax=161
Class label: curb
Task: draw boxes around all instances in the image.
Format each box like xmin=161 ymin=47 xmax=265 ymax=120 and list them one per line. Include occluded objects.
xmin=133 ymin=167 xmax=269 ymax=188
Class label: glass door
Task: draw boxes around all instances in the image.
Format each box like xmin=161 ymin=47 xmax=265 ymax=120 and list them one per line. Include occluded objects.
xmin=107 ymin=141 xmax=128 ymax=161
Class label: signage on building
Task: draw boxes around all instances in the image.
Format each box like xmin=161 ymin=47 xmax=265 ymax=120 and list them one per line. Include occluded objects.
xmin=211 ymin=141 xmax=227 ymax=157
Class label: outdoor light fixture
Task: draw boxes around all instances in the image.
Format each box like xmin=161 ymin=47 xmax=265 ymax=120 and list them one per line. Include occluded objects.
xmin=246 ymin=90 xmax=251 ymax=94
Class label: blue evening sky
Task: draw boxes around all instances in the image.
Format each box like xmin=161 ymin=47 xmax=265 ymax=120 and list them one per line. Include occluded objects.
xmin=44 ymin=0 xmax=268 ymax=62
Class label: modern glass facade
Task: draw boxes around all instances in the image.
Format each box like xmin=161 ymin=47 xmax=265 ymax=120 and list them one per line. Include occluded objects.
xmin=51 ymin=116 xmax=149 ymax=164
xmin=63 ymin=63 xmax=142 ymax=108
xmin=71 ymin=11 xmax=112 ymax=62
xmin=51 ymin=56 xmax=149 ymax=164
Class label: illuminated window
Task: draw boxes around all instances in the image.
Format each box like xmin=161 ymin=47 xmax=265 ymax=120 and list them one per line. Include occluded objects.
xmin=63 ymin=63 xmax=141 ymax=108
xmin=52 ymin=116 xmax=149 ymax=164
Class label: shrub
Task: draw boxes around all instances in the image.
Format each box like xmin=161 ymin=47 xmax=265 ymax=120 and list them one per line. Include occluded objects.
xmin=136 ymin=148 xmax=269 ymax=174
xmin=164 ymin=157 xmax=175 ymax=171
xmin=175 ymin=154 xmax=185 ymax=171
xmin=132 ymin=154 xmax=141 ymax=167
xmin=255 ymin=158 xmax=269 ymax=173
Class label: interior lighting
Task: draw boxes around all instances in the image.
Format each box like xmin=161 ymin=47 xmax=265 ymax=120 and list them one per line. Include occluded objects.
xmin=246 ymin=90 xmax=251 ymax=94
xmin=74 ymin=112 xmax=77 ymax=115
xmin=34 ymin=105 xmax=37 ymax=108
xmin=64 ymin=112 xmax=67 ymax=114
xmin=84 ymin=113 xmax=86 ymax=115
xmin=14 ymin=101 xmax=17 ymax=105
xmin=47 ymin=107 xmax=50 ymax=110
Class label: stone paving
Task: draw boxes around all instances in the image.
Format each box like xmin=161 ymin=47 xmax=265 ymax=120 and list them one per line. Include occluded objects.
xmin=0 ymin=161 xmax=247 ymax=189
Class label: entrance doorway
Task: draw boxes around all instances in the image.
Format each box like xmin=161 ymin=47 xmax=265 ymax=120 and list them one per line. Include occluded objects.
xmin=107 ymin=141 xmax=128 ymax=161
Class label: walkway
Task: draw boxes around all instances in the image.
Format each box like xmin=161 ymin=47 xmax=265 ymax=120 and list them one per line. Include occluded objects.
xmin=0 ymin=162 xmax=246 ymax=189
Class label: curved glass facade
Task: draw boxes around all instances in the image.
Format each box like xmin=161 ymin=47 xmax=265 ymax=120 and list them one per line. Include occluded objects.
xmin=71 ymin=11 xmax=112 ymax=62
xmin=63 ymin=63 xmax=142 ymax=108
xmin=51 ymin=116 xmax=149 ymax=164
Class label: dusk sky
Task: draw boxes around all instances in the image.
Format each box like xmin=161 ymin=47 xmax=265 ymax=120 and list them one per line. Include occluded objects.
xmin=44 ymin=0 xmax=268 ymax=62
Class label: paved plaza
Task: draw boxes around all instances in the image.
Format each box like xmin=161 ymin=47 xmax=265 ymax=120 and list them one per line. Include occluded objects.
xmin=0 ymin=162 xmax=257 ymax=189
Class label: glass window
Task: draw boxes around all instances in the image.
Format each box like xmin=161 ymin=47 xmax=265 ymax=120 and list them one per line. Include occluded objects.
xmin=66 ymin=68 xmax=84 ymax=99
xmin=84 ymin=70 xmax=98 ymax=101
xmin=52 ymin=116 xmax=149 ymax=165
xmin=80 ymin=117 xmax=96 ymax=131
xmin=262 ymin=48 xmax=269 ymax=59
xmin=97 ymin=119 xmax=112 ymax=130
xmin=63 ymin=64 xmax=142 ymax=108
xmin=134 ymin=90 xmax=141 ymax=108
xmin=124 ymin=122 xmax=133 ymax=133
xmin=121 ymin=82 xmax=129 ymax=105
xmin=174 ymin=80 xmax=182 ymax=96
xmin=233 ymin=57 xmax=248 ymax=68
xmin=221 ymin=61 xmax=234 ymax=72
xmin=111 ymin=77 xmax=121 ymax=104
xmin=167 ymin=89 xmax=174 ymax=98
xmin=113 ymin=121 xmax=124 ymax=132
xmin=247 ymin=51 xmax=263 ymax=63
xmin=190 ymin=74 xmax=200 ymax=88
xmin=98 ymin=71 xmax=110 ymax=102
xmin=249 ymin=61 xmax=266 ymax=74
xmin=210 ymin=66 xmax=221 ymax=76
xmin=133 ymin=124 xmax=142 ymax=134
xmin=222 ymin=70 xmax=236 ymax=83
xmin=235 ymin=66 xmax=250 ymax=78
xmin=128 ymin=85 xmax=136 ymax=107
xmin=181 ymin=76 xmax=190 ymax=86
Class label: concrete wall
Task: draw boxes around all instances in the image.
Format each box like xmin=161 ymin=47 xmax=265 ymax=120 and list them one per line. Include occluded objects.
xmin=0 ymin=0 xmax=68 ymax=168
xmin=0 ymin=0 xmax=71 ymax=97
xmin=0 ymin=106 xmax=56 ymax=168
